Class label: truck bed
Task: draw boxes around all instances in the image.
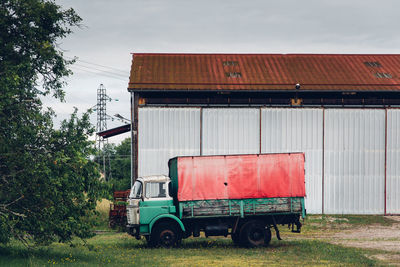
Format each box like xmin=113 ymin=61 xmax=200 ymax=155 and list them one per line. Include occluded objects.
xmin=179 ymin=197 xmax=304 ymax=219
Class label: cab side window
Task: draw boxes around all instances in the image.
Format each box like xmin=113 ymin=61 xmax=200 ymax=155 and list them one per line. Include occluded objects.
xmin=145 ymin=182 xmax=168 ymax=198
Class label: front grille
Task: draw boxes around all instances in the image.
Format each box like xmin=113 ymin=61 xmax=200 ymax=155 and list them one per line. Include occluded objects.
xmin=126 ymin=209 xmax=132 ymax=224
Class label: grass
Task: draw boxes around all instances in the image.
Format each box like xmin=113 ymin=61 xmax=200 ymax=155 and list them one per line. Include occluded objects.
xmin=0 ymin=233 xmax=378 ymax=266
xmin=1 ymin=206 xmax=396 ymax=266
xmin=92 ymin=199 xmax=112 ymax=231
xmin=307 ymin=214 xmax=397 ymax=226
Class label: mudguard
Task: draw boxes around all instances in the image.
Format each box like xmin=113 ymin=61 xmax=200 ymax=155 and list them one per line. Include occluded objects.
xmin=149 ymin=214 xmax=185 ymax=233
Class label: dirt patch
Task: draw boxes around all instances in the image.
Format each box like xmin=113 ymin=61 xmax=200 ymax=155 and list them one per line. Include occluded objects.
xmin=319 ymin=216 xmax=400 ymax=265
xmin=332 ymin=240 xmax=400 ymax=252
xmin=332 ymin=224 xmax=400 ymax=242
xmin=386 ymin=215 xmax=400 ymax=222
xmin=372 ymin=254 xmax=400 ymax=266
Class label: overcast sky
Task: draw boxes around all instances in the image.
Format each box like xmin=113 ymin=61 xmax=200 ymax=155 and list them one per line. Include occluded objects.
xmin=46 ymin=0 xmax=400 ymax=144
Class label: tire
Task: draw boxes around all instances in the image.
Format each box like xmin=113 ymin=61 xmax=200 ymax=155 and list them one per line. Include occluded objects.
xmin=149 ymin=222 xmax=180 ymax=248
xmin=239 ymin=221 xmax=268 ymax=248
xmin=264 ymin=227 xmax=272 ymax=246
xmin=109 ymin=219 xmax=116 ymax=229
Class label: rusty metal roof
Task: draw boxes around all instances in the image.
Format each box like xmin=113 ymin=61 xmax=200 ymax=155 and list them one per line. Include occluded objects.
xmin=128 ymin=53 xmax=400 ymax=92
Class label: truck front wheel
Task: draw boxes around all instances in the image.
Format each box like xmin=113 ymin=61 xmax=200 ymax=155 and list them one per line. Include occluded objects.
xmin=149 ymin=222 xmax=180 ymax=248
xmin=240 ymin=221 xmax=271 ymax=248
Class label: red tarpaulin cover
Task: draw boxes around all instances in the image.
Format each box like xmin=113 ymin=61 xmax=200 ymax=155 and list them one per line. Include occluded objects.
xmin=177 ymin=153 xmax=305 ymax=201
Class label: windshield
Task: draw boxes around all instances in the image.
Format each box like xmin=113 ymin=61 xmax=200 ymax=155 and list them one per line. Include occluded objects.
xmin=129 ymin=180 xmax=142 ymax=199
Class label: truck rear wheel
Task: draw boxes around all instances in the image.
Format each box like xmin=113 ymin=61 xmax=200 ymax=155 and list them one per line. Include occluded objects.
xmin=149 ymin=222 xmax=180 ymax=248
xmin=240 ymin=221 xmax=270 ymax=248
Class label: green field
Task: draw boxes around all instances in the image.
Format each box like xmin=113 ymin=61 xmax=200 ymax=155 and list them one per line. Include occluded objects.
xmin=0 ymin=233 xmax=377 ymax=267
xmin=1 ymin=214 xmax=399 ymax=266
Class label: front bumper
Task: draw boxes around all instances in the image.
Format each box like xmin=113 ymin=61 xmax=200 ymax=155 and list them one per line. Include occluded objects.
xmin=126 ymin=224 xmax=139 ymax=236
xmin=127 ymin=224 xmax=141 ymax=239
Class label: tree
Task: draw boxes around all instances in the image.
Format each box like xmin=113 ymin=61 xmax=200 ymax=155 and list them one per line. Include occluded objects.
xmin=99 ymin=138 xmax=131 ymax=191
xmin=0 ymin=0 xmax=107 ymax=245
xmin=109 ymin=138 xmax=131 ymax=191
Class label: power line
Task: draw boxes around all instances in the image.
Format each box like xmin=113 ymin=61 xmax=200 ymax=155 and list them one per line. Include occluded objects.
xmin=70 ymin=65 xmax=127 ymax=81
xmin=66 ymin=56 xmax=127 ymax=74
xmin=70 ymin=65 xmax=127 ymax=80
xmin=73 ymin=63 xmax=128 ymax=78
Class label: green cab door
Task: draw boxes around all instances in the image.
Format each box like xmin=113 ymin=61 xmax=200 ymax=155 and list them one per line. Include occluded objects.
xmin=139 ymin=180 xmax=176 ymax=234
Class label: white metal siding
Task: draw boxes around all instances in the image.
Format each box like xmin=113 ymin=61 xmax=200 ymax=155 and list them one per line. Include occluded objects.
xmin=138 ymin=108 xmax=200 ymax=177
xmin=261 ymin=108 xmax=323 ymax=214
xmin=324 ymin=109 xmax=385 ymax=214
xmin=202 ymin=108 xmax=260 ymax=155
xmin=387 ymin=109 xmax=400 ymax=214
xmin=136 ymin=106 xmax=394 ymax=214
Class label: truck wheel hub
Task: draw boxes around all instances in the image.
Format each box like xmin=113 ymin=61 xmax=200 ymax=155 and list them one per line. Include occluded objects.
xmin=160 ymin=230 xmax=175 ymax=246
xmin=250 ymin=229 xmax=263 ymax=241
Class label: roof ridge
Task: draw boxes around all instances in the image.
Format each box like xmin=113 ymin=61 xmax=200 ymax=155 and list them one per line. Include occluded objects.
xmin=131 ymin=53 xmax=400 ymax=56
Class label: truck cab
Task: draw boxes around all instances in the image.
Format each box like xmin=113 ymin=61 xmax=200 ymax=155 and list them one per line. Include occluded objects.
xmin=126 ymin=175 xmax=183 ymax=246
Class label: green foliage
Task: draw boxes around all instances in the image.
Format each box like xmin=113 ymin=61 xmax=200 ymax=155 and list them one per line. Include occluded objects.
xmin=0 ymin=0 xmax=81 ymax=99
xmin=100 ymin=138 xmax=131 ymax=191
xmin=1 ymin=110 xmax=109 ymax=245
xmin=0 ymin=0 xmax=108 ymax=245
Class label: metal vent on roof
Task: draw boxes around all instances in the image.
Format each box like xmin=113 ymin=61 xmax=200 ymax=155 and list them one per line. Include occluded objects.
xmin=223 ymin=61 xmax=239 ymax=66
xmin=374 ymin=72 xmax=392 ymax=78
xmin=364 ymin=61 xmax=382 ymax=67
xmin=226 ymin=72 xmax=242 ymax=78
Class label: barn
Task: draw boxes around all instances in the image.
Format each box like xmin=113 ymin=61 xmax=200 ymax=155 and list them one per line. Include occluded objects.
xmin=126 ymin=53 xmax=400 ymax=215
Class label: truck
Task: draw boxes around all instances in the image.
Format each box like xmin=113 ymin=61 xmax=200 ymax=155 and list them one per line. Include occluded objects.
xmin=126 ymin=153 xmax=306 ymax=248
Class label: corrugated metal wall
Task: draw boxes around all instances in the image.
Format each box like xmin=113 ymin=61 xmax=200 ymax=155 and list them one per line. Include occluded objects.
xmin=138 ymin=107 xmax=397 ymax=214
xmin=138 ymin=108 xmax=201 ymax=177
xmin=324 ymin=109 xmax=385 ymax=214
xmin=387 ymin=109 xmax=400 ymax=214
xmin=261 ymin=108 xmax=323 ymax=214
xmin=202 ymin=108 xmax=260 ymax=155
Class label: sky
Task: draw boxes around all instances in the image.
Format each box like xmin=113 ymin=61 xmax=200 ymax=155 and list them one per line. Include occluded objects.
xmin=45 ymin=0 xmax=400 ymax=144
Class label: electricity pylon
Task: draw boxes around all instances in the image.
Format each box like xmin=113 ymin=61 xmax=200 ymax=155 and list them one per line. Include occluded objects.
xmin=95 ymin=84 xmax=112 ymax=181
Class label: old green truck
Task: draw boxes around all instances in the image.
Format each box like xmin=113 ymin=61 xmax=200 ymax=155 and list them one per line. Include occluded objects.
xmin=126 ymin=153 xmax=306 ymax=247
